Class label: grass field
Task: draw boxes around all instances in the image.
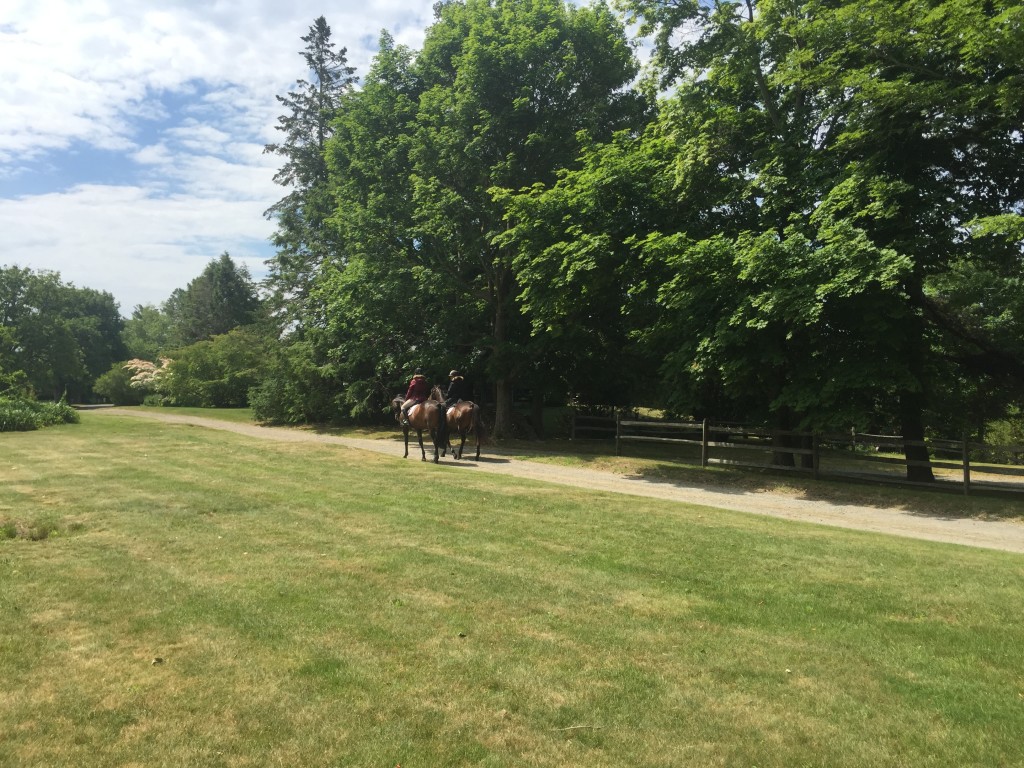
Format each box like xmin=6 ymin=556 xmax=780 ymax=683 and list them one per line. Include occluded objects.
xmin=2 ymin=413 xmax=1023 ymax=766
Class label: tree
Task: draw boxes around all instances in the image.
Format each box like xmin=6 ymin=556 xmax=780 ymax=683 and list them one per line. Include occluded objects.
xmin=613 ymin=0 xmax=1024 ymax=478
xmin=0 ymin=265 xmax=126 ymax=401
xmin=163 ymin=252 xmax=262 ymax=346
xmin=123 ymin=304 xmax=174 ymax=360
xmin=160 ymin=329 xmax=268 ymax=408
xmin=403 ymin=0 xmax=645 ymax=436
xmin=497 ymin=126 xmax=679 ymax=409
xmin=320 ymin=31 xmax=446 ymax=419
xmin=92 ymin=361 xmax=146 ymax=405
xmin=264 ymin=16 xmax=357 ymax=324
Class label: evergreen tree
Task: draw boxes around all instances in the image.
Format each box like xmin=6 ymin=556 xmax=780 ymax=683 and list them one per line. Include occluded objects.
xmin=164 ymin=253 xmax=261 ymax=346
xmin=264 ymin=16 xmax=357 ymax=325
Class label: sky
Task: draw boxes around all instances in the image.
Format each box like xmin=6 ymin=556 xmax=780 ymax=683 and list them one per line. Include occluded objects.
xmin=0 ymin=0 xmax=443 ymax=315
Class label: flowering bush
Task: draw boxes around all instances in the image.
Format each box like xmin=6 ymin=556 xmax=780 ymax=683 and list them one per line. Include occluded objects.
xmin=123 ymin=358 xmax=172 ymax=395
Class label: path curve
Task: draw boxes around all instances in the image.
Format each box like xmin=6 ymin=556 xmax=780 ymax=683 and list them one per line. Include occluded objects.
xmin=94 ymin=408 xmax=1024 ymax=554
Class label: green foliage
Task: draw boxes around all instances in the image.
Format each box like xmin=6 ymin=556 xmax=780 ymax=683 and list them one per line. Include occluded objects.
xmin=163 ymin=253 xmax=262 ymax=347
xmin=0 ymin=367 xmax=30 ymax=398
xmin=0 ymin=265 xmax=126 ymax=402
xmin=92 ymin=361 xmax=146 ymax=406
xmin=122 ymin=304 xmax=174 ymax=359
xmin=0 ymin=396 xmax=79 ymax=432
xmin=248 ymin=340 xmax=342 ymax=424
xmin=254 ymin=0 xmax=1023 ymax=450
xmin=310 ymin=0 xmax=647 ymax=434
xmin=981 ymin=408 xmax=1024 ymax=464
xmin=264 ymin=16 xmax=356 ymax=323
xmin=161 ymin=328 xmax=268 ymax=408
xmin=594 ymin=0 xmax=1024 ymax=439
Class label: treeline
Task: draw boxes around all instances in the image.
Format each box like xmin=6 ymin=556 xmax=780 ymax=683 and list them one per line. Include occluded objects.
xmin=0 ymin=254 xmax=263 ymax=413
xmin=257 ymin=0 xmax=1024 ymax=480
xmin=5 ymin=1 xmax=1023 ymax=480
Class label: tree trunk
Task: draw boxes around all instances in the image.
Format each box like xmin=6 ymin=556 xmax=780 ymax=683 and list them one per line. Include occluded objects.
xmin=493 ymin=378 xmax=513 ymax=438
xmin=530 ymin=389 xmax=545 ymax=440
xmin=900 ymin=389 xmax=935 ymax=482
xmin=772 ymin=407 xmax=796 ymax=467
xmin=772 ymin=434 xmax=797 ymax=467
xmin=490 ymin=266 xmax=514 ymax=439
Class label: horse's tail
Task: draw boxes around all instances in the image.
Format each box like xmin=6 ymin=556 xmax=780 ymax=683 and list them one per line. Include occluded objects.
xmin=472 ymin=402 xmax=483 ymax=440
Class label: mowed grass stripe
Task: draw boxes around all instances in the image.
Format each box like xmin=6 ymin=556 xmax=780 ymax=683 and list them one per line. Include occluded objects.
xmin=1 ymin=414 xmax=1022 ymax=767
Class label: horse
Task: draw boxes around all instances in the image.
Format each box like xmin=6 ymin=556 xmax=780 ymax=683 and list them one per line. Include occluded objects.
xmin=430 ymin=385 xmax=483 ymax=461
xmin=391 ymin=394 xmax=445 ymax=463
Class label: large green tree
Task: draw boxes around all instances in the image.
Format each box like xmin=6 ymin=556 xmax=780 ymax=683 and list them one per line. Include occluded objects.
xmin=319 ymin=32 xmax=442 ymax=419
xmin=0 ymin=266 xmax=126 ymax=401
xmin=264 ymin=16 xmax=357 ymax=324
xmin=609 ymin=0 xmax=1024 ymax=477
xmin=122 ymin=303 xmax=174 ymax=360
xmin=403 ymin=0 xmax=645 ymax=435
xmin=497 ymin=126 xmax=680 ymax=409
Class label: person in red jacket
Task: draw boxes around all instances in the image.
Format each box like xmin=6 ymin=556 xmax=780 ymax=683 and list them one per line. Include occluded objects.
xmin=401 ymin=368 xmax=431 ymax=423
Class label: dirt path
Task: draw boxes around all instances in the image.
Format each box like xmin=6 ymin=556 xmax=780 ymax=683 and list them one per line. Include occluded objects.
xmin=94 ymin=408 xmax=1024 ymax=554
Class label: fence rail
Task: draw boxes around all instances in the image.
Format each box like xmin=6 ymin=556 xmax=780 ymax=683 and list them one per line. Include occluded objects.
xmin=569 ymin=411 xmax=1024 ymax=496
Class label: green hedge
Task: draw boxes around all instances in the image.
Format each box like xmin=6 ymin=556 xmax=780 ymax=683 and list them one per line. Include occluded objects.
xmin=0 ymin=398 xmax=80 ymax=432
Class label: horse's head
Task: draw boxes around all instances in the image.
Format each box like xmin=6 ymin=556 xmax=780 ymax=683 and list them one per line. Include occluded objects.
xmin=429 ymin=385 xmax=444 ymax=402
xmin=391 ymin=395 xmax=404 ymax=420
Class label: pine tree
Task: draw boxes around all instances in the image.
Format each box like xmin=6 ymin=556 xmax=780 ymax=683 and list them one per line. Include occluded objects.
xmin=264 ymin=17 xmax=356 ymax=325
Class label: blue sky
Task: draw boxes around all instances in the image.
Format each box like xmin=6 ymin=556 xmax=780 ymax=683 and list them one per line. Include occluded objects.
xmin=0 ymin=0 xmax=440 ymax=314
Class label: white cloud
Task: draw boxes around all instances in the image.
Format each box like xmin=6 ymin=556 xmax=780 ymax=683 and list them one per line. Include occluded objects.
xmin=0 ymin=183 xmax=274 ymax=311
xmin=2 ymin=1 xmax=625 ymax=313
xmin=0 ymin=0 xmax=438 ymax=311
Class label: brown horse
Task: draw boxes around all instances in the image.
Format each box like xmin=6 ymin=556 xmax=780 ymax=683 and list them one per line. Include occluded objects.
xmin=391 ymin=395 xmax=445 ymax=463
xmin=430 ymin=386 xmax=483 ymax=461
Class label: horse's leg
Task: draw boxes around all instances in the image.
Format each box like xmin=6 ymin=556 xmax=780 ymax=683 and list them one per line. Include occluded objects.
xmin=458 ymin=430 xmax=467 ymax=460
xmin=402 ymin=425 xmax=410 ymax=458
xmin=431 ymin=428 xmax=439 ymax=463
xmin=417 ymin=429 xmax=427 ymax=461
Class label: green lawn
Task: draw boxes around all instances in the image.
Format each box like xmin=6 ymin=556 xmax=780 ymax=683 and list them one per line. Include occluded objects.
xmin=2 ymin=414 xmax=1023 ymax=766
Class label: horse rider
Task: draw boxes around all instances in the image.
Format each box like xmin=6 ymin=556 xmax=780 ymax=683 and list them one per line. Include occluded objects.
xmin=401 ymin=368 xmax=431 ymax=424
xmin=445 ymin=369 xmax=471 ymax=407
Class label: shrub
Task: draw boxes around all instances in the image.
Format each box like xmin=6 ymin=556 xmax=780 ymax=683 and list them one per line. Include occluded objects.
xmin=249 ymin=340 xmax=340 ymax=423
xmin=0 ymin=397 xmax=79 ymax=432
xmin=0 ymin=369 xmax=31 ymax=398
xmin=981 ymin=410 xmax=1024 ymax=465
xmin=93 ymin=361 xmax=146 ymax=405
xmin=0 ymin=399 xmax=40 ymax=431
xmin=162 ymin=328 xmax=268 ymax=408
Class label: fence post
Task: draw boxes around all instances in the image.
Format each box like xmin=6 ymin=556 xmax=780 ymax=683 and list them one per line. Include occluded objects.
xmin=813 ymin=432 xmax=820 ymax=480
xmin=570 ymin=411 xmax=576 ymax=441
xmin=701 ymin=418 xmax=709 ymax=468
xmin=615 ymin=409 xmax=621 ymax=456
xmin=963 ymin=432 xmax=971 ymax=496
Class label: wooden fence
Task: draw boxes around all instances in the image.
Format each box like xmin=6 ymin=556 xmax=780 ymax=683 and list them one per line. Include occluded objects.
xmin=570 ymin=411 xmax=1024 ymax=496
